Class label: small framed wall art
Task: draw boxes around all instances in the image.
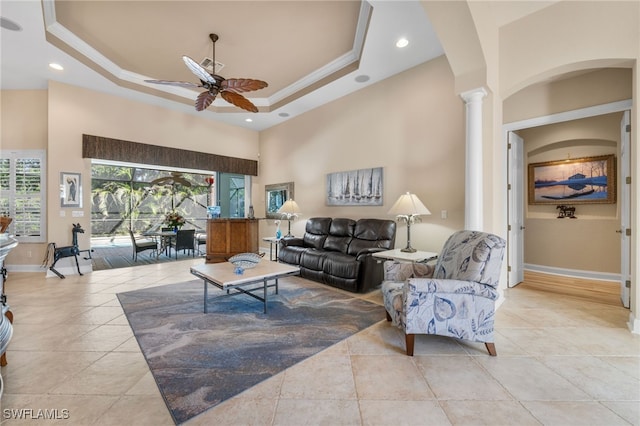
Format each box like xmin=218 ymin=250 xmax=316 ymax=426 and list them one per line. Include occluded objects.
xmin=60 ymin=172 xmax=82 ymax=208
xmin=265 ymin=181 xmax=294 ymax=219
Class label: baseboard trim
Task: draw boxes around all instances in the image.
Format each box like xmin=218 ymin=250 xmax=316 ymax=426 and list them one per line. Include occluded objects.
xmin=5 ymin=264 xmax=43 ymax=273
xmin=524 ymin=264 xmax=620 ymax=282
xmin=6 ymin=263 xmax=93 ymax=276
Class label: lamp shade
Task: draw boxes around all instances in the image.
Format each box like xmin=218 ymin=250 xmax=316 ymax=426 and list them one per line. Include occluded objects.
xmin=278 ymin=199 xmax=301 ymax=217
xmin=388 ymin=192 xmax=431 ymax=216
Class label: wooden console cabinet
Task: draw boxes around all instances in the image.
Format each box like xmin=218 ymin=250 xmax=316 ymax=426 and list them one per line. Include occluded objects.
xmin=205 ymin=218 xmax=259 ymax=263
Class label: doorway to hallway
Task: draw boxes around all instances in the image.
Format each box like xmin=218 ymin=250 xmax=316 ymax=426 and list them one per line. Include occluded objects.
xmin=505 ymin=100 xmax=632 ymax=307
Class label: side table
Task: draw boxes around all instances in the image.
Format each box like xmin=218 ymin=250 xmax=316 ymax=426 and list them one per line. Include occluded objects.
xmin=372 ymin=248 xmax=438 ymax=263
xmin=262 ymin=237 xmax=282 ymax=261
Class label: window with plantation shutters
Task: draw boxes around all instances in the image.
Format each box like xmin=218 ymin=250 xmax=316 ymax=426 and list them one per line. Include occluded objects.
xmin=0 ymin=150 xmax=46 ymax=242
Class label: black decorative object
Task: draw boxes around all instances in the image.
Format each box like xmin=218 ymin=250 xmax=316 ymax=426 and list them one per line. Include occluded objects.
xmin=556 ymin=205 xmax=577 ymax=219
xmin=42 ymin=224 xmax=94 ymax=278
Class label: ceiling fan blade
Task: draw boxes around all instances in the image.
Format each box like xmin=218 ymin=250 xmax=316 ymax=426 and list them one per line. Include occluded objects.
xmin=151 ymin=173 xmax=192 ymax=187
xmin=150 ymin=177 xmax=170 ymax=185
xmin=221 ymin=78 xmax=268 ymax=93
xmin=144 ymin=79 xmax=201 ymax=89
xmin=220 ymin=90 xmax=259 ymax=113
xmin=195 ymin=91 xmax=218 ymax=111
xmin=183 ymin=56 xmax=216 ymax=84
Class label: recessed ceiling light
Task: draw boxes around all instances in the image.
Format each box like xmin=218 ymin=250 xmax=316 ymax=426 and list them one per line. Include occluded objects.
xmin=278 ymin=112 xmax=290 ymax=118
xmin=355 ymin=75 xmax=370 ymax=83
xmin=0 ymin=17 xmax=22 ymax=32
xmin=49 ymin=63 xmax=64 ymax=71
xmin=396 ymin=38 xmax=409 ymax=48
xmin=245 ymin=118 xmax=253 ymax=123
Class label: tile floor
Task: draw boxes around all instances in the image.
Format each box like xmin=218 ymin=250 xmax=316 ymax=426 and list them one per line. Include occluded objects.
xmin=1 ymin=260 xmax=639 ymax=425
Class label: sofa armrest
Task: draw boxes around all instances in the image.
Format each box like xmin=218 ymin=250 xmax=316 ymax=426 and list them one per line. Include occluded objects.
xmin=406 ymin=278 xmax=499 ymax=301
xmin=280 ymin=237 xmax=304 ymax=247
xmin=354 ymin=247 xmax=386 ymax=261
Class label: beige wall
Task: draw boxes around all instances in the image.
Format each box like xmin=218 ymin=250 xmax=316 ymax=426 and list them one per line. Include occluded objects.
xmin=504 ymin=68 xmax=633 ymax=124
xmin=1 ymin=90 xmax=48 ymax=264
xmin=499 ymin=1 xmax=639 ymax=99
xmin=258 ymin=56 xmax=466 ymax=252
xmin=520 ymin=113 xmax=622 ymax=273
xmin=1 ymin=91 xmax=48 ymax=150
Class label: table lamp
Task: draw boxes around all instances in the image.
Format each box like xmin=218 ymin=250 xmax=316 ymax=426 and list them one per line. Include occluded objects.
xmin=278 ymin=199 xmax=301 ymax=237
xmin=388 ymin=192 xmax=431 ymax=252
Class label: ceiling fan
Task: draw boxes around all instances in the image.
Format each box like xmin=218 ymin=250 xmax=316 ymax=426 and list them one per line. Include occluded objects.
xmin=151 ymin=171 xmax=191 ymax=187
xmin=145 ymin=33 xmax=268 ymax=113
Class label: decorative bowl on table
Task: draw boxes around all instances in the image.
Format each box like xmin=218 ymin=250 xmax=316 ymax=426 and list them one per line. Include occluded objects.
xmin=228 ymin=252 xmax=264 ymax=269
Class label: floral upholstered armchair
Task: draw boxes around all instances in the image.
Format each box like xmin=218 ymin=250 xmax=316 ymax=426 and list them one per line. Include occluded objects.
xmin=381 ymin=230 xmax=506 ymax=356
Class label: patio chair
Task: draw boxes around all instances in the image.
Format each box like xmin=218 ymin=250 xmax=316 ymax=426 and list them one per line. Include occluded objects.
xmin=195 ymin=232 xmax=207 ymax=255
xmin=128 ymin=229 xmax=157 ymax=261
xmin=171 ymin=229 xmax=196 ymax=259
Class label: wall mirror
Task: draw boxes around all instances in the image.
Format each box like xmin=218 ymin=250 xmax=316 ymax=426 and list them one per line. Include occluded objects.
xmin=265 ymin=182 xmax=294 ymax=219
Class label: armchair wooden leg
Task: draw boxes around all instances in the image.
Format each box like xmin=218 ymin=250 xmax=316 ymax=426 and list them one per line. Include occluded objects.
xmin=405 ymin=333 xmax=415 ymax=356
xmin=385 ymin=311 xmax=392 ymax=321
xmin=485 ymin=342 xmax=497 ymax=356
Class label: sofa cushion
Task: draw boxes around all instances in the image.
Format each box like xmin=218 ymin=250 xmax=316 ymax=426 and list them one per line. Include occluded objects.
xmin=278 ymin=245 xmax=306 ymax=265
xmin=300 ymin=249 xmax=328 ymax=271
xmin=347 ymin=219 xmax=396 ymax=256
xmin=323 ymin=252 xmax=359 ymax=279
xmin=303 ymin=217 xmax=332 ymax=249
xmin=323 ymin=218 xmax=355 ymax=253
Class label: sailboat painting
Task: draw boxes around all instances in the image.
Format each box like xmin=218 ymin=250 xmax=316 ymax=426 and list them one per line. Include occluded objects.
xmin=528 ymin=155 xmax=616 ymax=205
xmin=326 ymin=167 xmax=383 ymax=206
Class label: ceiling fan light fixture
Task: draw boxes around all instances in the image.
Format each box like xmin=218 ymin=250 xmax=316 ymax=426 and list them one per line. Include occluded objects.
xmin=145 ymin=32 xmax=268 ymax=113
xmin=199 ymin=57 xmax=225 ymax=74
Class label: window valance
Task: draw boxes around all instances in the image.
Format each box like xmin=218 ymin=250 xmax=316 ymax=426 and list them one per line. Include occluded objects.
xmin=82 ymin=134 xmax=257 ymax=176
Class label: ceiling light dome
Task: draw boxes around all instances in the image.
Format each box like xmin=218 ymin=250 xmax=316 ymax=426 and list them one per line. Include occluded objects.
xmin=396 ymin=38 xmax=409 ymax=48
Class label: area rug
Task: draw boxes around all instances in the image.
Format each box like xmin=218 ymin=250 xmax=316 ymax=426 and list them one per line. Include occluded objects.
xmin=117 ymin=277 xmax=384 ymax=424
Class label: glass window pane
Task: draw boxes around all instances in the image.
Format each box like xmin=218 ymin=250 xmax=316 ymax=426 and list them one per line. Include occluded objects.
xmin=0 ymin=158 xmax=10 ymax=190
xmin=15 ymin=158 xmax=41 ymax=194
xmin=1 ymin=150 xmax=46 ymax=242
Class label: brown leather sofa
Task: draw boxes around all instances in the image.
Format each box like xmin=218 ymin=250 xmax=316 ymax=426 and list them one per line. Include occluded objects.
xmin=278 ymin=217 xmax=396 ymax=292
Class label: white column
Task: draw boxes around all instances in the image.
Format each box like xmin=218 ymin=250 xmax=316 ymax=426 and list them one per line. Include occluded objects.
xmin=460 ymin=87 xmax=487 ymax=231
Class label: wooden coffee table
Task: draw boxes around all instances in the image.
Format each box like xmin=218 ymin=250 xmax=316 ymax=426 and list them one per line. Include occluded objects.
xmin=190 ymin=260 xmax=300 ymax=313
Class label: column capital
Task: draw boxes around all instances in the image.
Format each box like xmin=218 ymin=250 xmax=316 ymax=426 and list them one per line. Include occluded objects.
xmin=460 ymin=87 xmax=488 ymax=103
